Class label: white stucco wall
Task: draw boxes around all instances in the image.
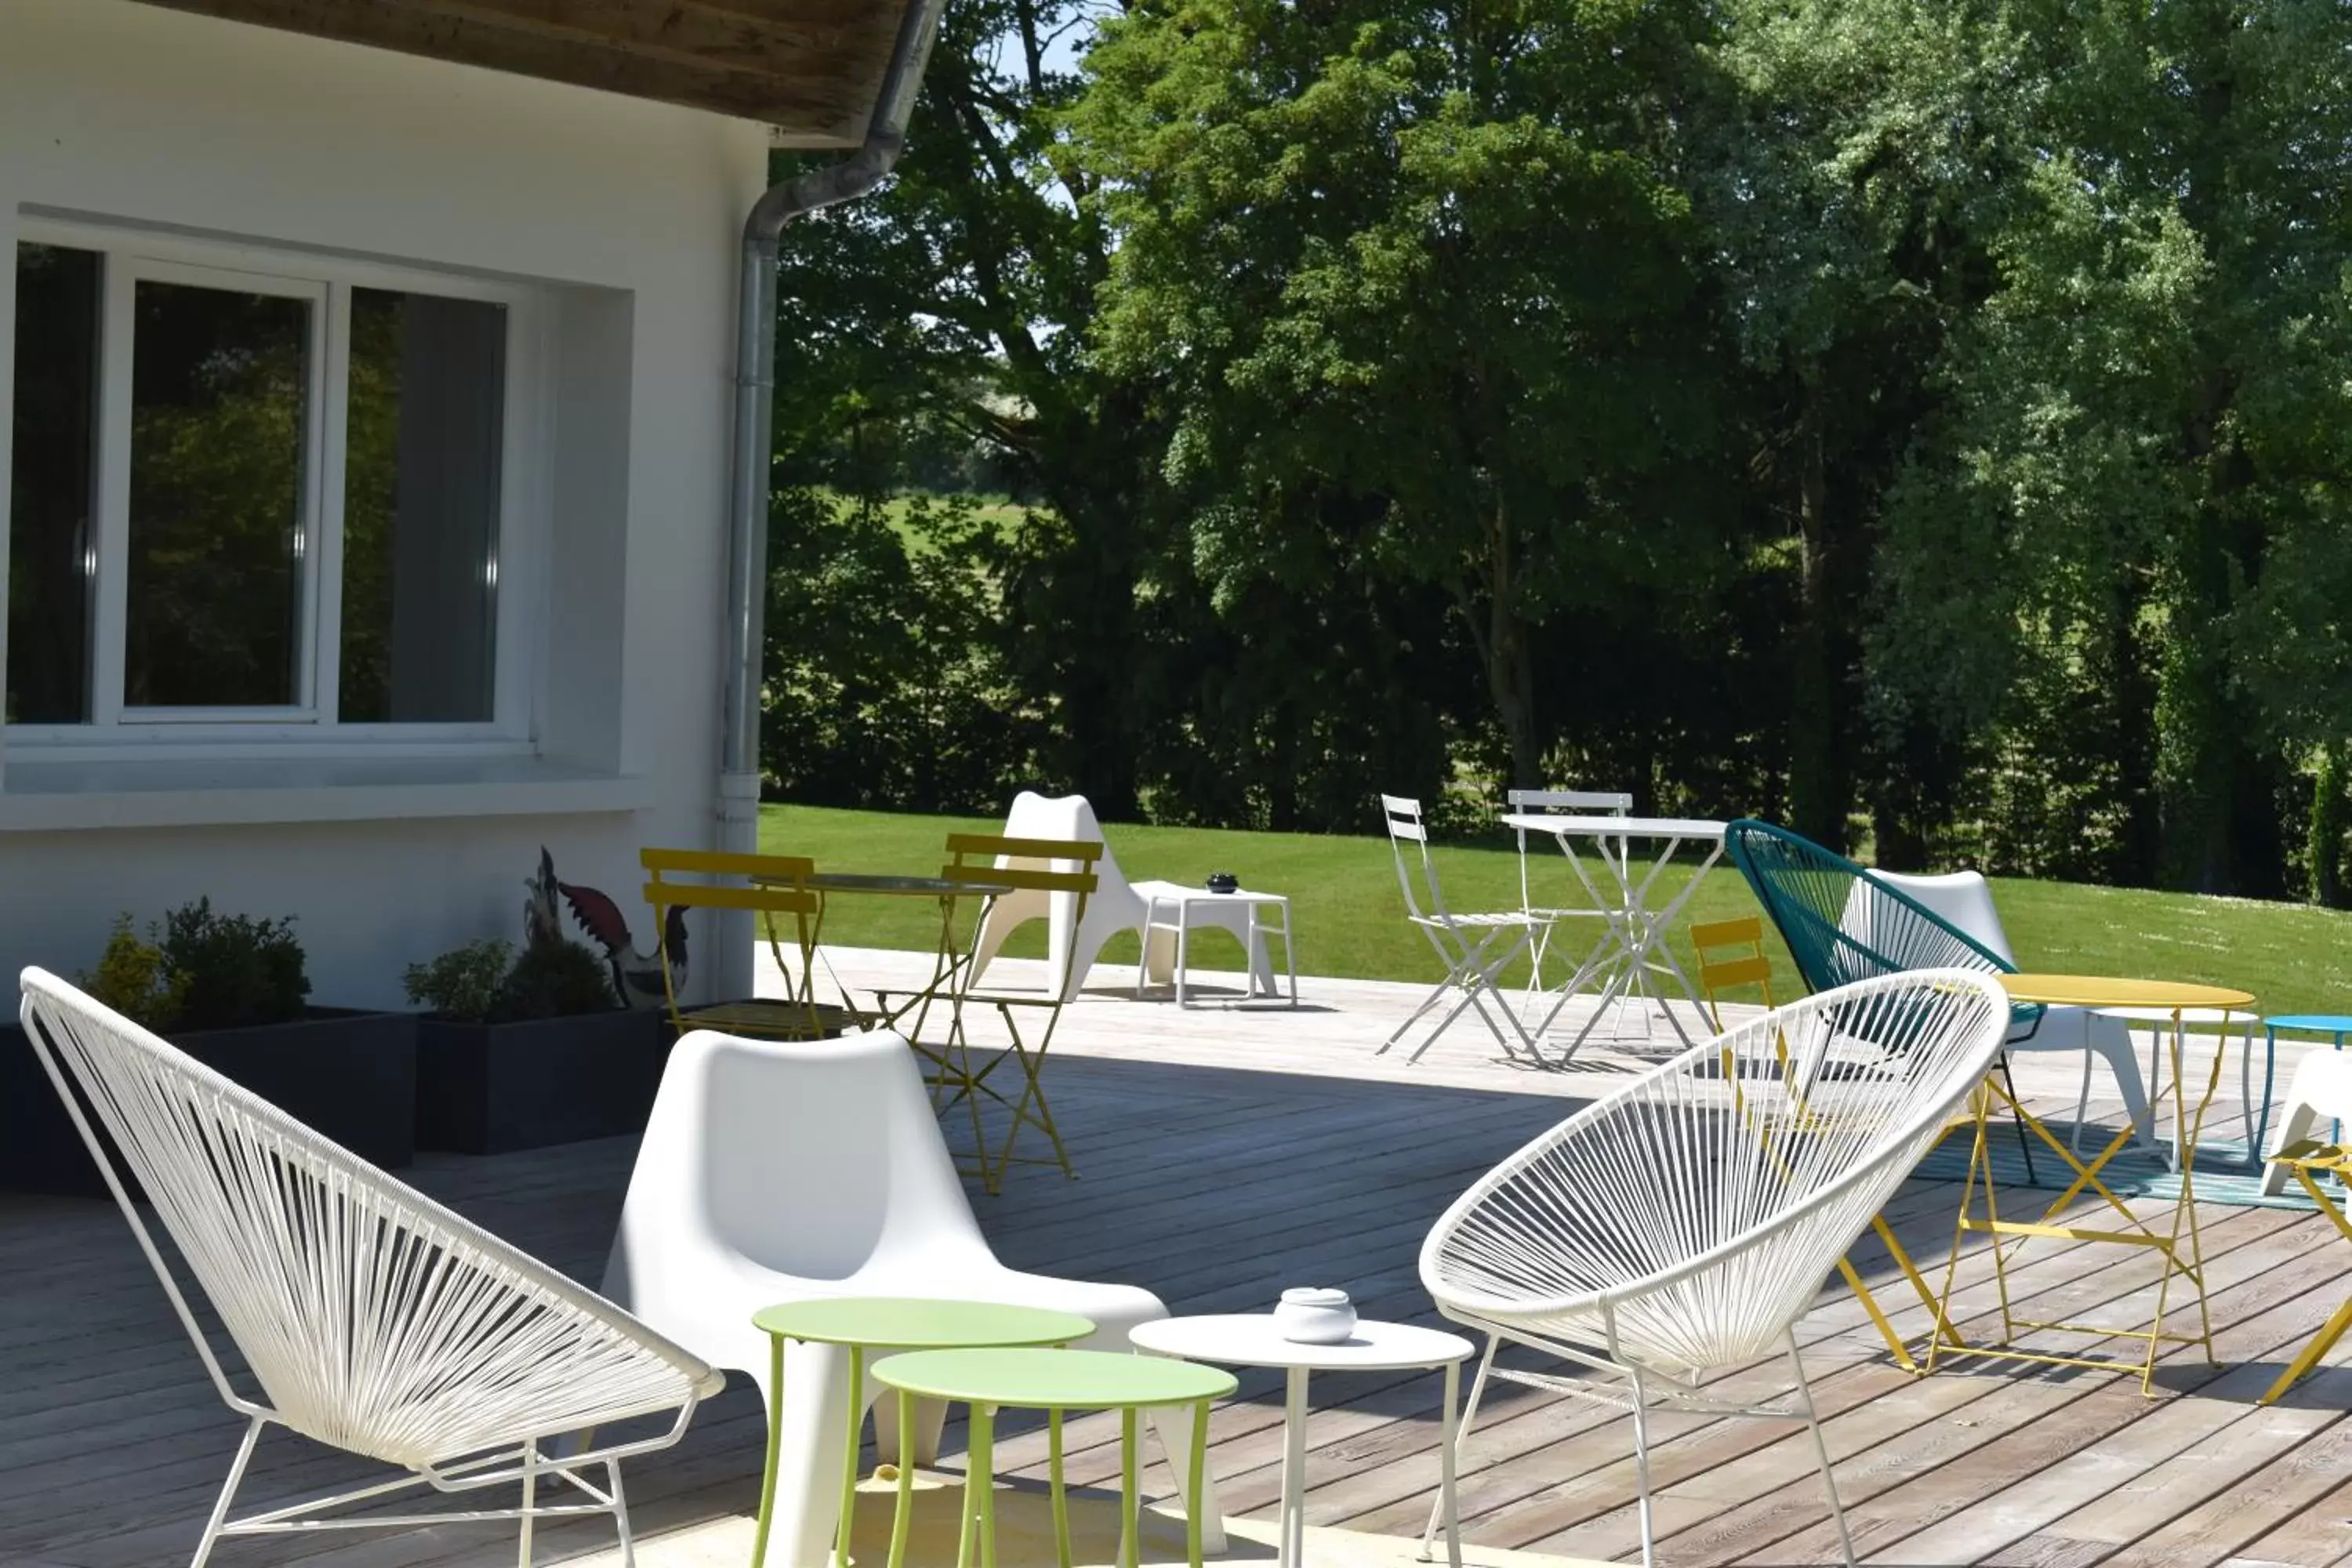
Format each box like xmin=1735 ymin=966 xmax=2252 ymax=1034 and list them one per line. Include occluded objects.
xmin=0 ymin=0 xmax=769 ymax=1005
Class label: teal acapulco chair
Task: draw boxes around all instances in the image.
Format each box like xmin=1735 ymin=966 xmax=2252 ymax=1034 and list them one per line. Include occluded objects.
xmin=1722 ymin=818 xmax=2046 ymax=1177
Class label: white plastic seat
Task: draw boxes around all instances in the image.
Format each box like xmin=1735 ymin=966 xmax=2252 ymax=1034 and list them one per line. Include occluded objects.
xmin=18 ymin=967 xmax=718 ymax=1568
xmin=2262 ymin=1048 xmax=2352 ymax=1196
xmin=1860 ymin=869 xmax=2157 ymax=1155
xmin=1420 ymin=970 xmax=2013 ymax=1567
xmin=600 ymin=1026 xmax=1220 ymax=1567
xmin=967 ymin=791 xmax=1276 ymax=1000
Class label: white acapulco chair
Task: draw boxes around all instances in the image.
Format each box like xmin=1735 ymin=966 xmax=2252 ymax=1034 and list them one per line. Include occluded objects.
xmin=1380 ymin=793 xmax=1550 ymax=1063
xmin=16 ymin=967 xmax=720 ymax=1568
xmin=1418 ymin=968 xmax=2013 ymax=1567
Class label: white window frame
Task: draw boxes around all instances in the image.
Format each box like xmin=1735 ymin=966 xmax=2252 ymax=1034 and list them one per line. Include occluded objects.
xmin=8 ymin=218 xmax=549 ymax=760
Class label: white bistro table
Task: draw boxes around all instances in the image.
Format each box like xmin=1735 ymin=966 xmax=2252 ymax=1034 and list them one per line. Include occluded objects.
xmin=1127 ymin=1315 xmax=1475 ymax=1568
xmin=1136 ymin=887 xmax=1299 ymax=1008
xmin=1497 ymin=813 xmax=1727 ymax=1062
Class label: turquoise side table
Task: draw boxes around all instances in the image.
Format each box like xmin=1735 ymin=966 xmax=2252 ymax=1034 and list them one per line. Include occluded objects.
xmin=2259 ymin=1016 xmax=2352 ymax=1154
xmin=871 ymin=1347 xmax=1236 ymax=1568
xmin=750 ymin=1299 xmax=1096 ymax=1568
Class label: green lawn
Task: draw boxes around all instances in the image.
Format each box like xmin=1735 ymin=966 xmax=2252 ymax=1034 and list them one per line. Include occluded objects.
xmin=761 ymin=804 xmax=2352 ymax=1018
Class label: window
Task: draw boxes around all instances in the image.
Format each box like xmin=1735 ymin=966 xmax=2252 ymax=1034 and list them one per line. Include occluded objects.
xmin=6 ymin=228 xmax=528 ymax=742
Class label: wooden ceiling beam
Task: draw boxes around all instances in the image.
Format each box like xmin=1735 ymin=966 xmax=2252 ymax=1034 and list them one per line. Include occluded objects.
xmin=127 ymin=0 xmax=905 ymax=143
xmin=401 ymin=0 xmax=867 ymax=81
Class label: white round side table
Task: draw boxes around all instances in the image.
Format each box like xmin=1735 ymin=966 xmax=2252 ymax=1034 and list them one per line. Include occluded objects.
xmin=1128 ymin=1314 xmax=1475 ymax=1568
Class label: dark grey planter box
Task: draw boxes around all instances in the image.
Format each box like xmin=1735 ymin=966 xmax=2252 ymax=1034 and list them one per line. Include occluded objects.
xmin=415 ymin=1007 xmax=667 ymax=1155
xmin=2 ymin=1010 xmax=418 ymax=1197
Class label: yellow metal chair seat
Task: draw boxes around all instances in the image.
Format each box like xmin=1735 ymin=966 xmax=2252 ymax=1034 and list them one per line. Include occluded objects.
xmin=676 ymin=998 xmax=861 ymax=1041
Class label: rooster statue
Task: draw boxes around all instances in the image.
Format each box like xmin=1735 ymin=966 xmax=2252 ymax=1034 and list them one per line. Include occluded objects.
xmin=524 ymin=847 xmax=684 ymax=1010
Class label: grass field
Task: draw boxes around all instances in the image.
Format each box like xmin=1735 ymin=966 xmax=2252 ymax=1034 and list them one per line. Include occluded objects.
xmin=761 ymin=804 xmax=2352 ymax=1018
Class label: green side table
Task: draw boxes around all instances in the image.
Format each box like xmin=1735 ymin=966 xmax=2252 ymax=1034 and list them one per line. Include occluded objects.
xmin=871 ymin=1347 xmax=1236 ymax=1568
xmin=750 ymin=1299 xmax=1097 ymax=1568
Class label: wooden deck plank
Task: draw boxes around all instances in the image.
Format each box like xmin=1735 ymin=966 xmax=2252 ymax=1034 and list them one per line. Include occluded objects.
xmin=3 ymin=952 xmax=2341 ymax=1568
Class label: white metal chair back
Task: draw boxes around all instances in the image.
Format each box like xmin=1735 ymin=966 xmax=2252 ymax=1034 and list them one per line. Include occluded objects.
xmin=1423 ymin=968 xmax=2009 ymax=1372
xmin=1381 ymin=793 xmax=1454 ymax=924
xmin=1503 ymin=786 xmax=1632 ymax=916
xmin=19 ymin=967 xmax=718 ymax=1566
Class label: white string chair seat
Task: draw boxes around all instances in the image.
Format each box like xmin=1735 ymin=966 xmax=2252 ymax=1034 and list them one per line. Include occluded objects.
xmin=19 ymin=967 xmax=722 ymax=1566
xmin=1417 ymin=968 xmax=2012 ymax=1567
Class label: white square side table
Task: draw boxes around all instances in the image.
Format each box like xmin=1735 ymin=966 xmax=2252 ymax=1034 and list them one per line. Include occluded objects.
xmin=1128 ymin=1314 xmax=1475 ymax=1568
xmin=1136 ymin=887 xmax=1299 ymax=1008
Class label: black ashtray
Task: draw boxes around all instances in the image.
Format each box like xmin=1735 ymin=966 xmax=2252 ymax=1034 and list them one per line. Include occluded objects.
xmin=1206 ymin=872 xmax=1240 ymax=894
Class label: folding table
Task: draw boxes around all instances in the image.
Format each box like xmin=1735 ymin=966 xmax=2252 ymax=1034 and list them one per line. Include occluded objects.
xmin=1497 ymin=813 xmax=1726 ymax=1063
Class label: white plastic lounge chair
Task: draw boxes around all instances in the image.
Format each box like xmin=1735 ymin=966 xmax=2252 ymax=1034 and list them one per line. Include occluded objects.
xmin=601 ymin=1026 xmax=1221 ymax=1568
xmin=1420 ymin=969 xmax=2013 ymax=1567
xmin=17 ymin=967 xmax=718 ymax=1568
xmin=1863 ymin=869 xmax=2157 ymax=1155
xmin=2262 ymin=1047 xmax=2352 ymax=1196
xmin=967 ymin=790 xmax=1279 ymax=1000
xmin=1379 ymin=793 xmax=1548 ymax=1062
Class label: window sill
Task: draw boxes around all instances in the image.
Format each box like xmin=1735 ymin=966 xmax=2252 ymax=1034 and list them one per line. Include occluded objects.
xmin=0 ymin=754 xmax=653 ymax=832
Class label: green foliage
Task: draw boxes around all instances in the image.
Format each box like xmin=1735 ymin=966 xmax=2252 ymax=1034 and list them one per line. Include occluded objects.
xmin=491 ymin=939 xmax=618 ymax=1023
xmin=404 ymin=935 xmax=617 ymax=1024
xmin=157 ymin=898 xmax=310 ymax=1031
xmin=80 ymin=915 xmax=186 ymax=1033
xmin=758 ymin=0 xmax=2352 ymax=898
xmin=404 ymin=938 xmax=514 ymax=1024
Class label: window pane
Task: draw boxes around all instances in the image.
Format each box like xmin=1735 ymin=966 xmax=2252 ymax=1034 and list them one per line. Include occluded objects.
xmin=339 ymin=289 xmax=504 ymax=724
xmin=8 ymin=244 xmax=100 ymax=724
xmin=126 ymin=279 xmax=310 ymax=708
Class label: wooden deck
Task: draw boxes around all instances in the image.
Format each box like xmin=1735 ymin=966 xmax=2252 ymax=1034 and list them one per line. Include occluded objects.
xmin=7 ymin=951 xmax=2351 ymax=1568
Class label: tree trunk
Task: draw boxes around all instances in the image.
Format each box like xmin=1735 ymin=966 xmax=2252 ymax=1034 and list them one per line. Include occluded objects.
xmin=1787 ymin=408 xmax=1855 ymax=851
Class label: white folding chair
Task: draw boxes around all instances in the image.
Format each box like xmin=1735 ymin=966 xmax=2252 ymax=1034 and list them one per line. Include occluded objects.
xmin=1503 ymin=787 xmax=1634 ymax=997
xmin=1378 ymin=794 xmax=1547 ymax=1062
xmin=19 ymin=967 xmax=719 ymax=1568
xmin=1420 ymin=969 xmax=2013 ymax=1567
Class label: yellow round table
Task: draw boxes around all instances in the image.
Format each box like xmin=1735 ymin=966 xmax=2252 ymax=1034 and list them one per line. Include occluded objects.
xmin=1926 ymin=974 xmax=2256 ymax=1394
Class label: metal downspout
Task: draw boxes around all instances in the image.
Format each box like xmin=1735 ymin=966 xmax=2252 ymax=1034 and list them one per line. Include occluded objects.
xmin=714 ymin=0 xmax=946 ymax=1000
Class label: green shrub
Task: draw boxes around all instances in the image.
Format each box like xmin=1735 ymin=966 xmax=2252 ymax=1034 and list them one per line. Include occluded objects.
xmin=404 ymin=935 xmax=616 ymax=1025
xmin=80 ymin=915 xmax=185 ymax=1032
xmin=158 ymin=898 xmax=310 ymax=1031
xmin=492 ymin=939 xmax=618 ymax=1023
xmin=403 ymin=938 xmax=514 ymax=1024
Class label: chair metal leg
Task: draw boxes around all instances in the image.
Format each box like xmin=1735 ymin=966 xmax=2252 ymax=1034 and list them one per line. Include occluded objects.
xmin=1421 ymin=1336 xmax=1495 ymax=1558
xmin=606 ymin=1459 xmax=636 ymax=1568
xmin=517 ymin=1440 xmax=539 ymax=1568
xmin=190 ymin=1417 xmax=264 ymax=1568
xmin=1787 ymin=1332 xmax=1857 ymax=1566
xmin=1999 ymin=1056 xmax=2038 ymax=1185
xmin=1628 ymin=1367 xmax=1657 ymax=1568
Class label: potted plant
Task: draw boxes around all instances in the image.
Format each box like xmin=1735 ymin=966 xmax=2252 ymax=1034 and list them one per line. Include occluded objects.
xmin=408 ymin=935 xmax=666 ymax=1154
xmin=3 ymin=902 xmax=419 ymax=1195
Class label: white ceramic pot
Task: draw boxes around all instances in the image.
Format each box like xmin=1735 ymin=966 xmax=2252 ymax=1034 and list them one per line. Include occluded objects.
xmin=1276 ymin=1287 xmax=1357 ymax=1345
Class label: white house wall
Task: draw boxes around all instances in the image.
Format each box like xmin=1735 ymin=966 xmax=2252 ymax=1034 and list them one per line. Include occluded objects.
xmin=0 ymin=0 xmax=768 ymax=1005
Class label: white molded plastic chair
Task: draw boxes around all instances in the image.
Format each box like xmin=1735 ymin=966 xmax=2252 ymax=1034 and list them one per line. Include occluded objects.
xmin=1862 ymin=869 xmax=2156 ymax=1155
xmin=18 ymin=967 xmax=719 ymax=1568
xmin=1379 ymin=793 xmax=1547 ymax=1062
xmin=601 ymin=1027 xmax=1221 ymax=1567
xmin=967 ymin=791 xmax=1277 ymax=1000
xmin=2262 ymin=1049 xmax=2352 ymax=1196
xmin=1503 ymin=787 xmax=1632 ymax=993
xmin=1420 ymin=969 xmax=2013 ymax=1568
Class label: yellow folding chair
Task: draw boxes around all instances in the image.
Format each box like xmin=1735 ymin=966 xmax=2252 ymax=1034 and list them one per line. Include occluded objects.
xmin=1697 ymin=912 xmax=1958 ymax=1372
xmin=640 ymin=848 xmax=860 ymax=1042
xmin=914 ymin=833 xmax=1101 ymax=1194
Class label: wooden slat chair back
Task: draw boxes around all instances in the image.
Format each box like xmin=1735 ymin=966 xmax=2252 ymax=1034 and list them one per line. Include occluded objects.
xmin=927 ymin=833 xmax=1103 ymax=1192
xmin=640 ymin=848 xmax=854 ymax=1042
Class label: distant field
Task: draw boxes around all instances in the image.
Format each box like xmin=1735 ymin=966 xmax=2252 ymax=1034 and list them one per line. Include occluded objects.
xmin=762 ymin=803 xmax=2352 ymax=1018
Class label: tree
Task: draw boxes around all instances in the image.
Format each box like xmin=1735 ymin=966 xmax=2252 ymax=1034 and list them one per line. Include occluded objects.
xmin=1076 ymin=0 xmax=1726 ymax=789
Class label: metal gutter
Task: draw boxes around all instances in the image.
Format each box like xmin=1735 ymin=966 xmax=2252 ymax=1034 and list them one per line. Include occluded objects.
xmin=713 ymin=0 xmax=945 ymax=1000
